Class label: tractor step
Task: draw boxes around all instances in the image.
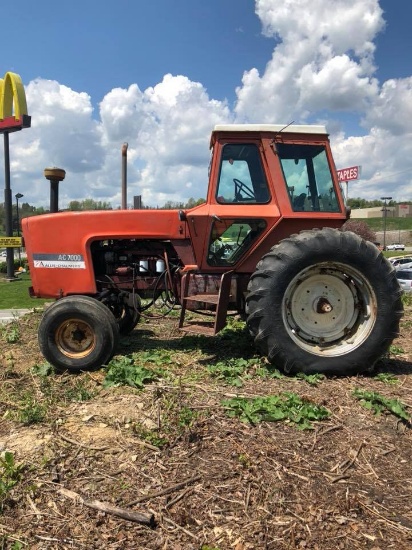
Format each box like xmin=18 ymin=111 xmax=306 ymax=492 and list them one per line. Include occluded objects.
xmin=179 ymin=271 xmax=233 ymax=336
xmin=179 ymin=322 xmax=216 ymax=336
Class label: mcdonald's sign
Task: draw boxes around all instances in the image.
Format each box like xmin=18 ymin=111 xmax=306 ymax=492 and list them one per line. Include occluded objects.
xmin=0 ymin=72 xmax=31 ymax=132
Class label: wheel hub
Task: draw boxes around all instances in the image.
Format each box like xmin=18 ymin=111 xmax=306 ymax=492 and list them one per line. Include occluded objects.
xmin=56 ymin=319 xmax=96 ymax=358
xmin=283 ymin=263 xmax=376 ymax=356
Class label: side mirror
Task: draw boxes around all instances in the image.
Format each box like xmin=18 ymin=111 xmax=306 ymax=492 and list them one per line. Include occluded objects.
xmin=178 ymin=210 xmax=187 ymax=221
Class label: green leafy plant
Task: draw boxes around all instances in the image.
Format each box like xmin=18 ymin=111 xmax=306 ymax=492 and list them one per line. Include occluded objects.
xmin=389 ymin=345 xmax=405 ymax=355
xmin=296 ymin=372 xmax=326 ymax=386
xmin=374 ymin=373 xmax=399 ymax=384
xmin=0 ymin=452 xmax=23 ymax=506
xmin=0 ymin=322 xmax=20 ymax=344
xmin=207 ymin=357 xmax=256 ymax=386
xmin=222 ymin=392 xmax=330 ymax=430
xmin=353 ymin=389 xmax=410 ymax=423
xmin=132 ymin=423 xmax=168 ymax=448
xmin=18 ymin=399 xmax=47 ymax=425
xmin=103 ymin=356 xmax=160 ymax=389
xmin=64 ymin=380 xmax=95 ymax=402
xmin=178 ymin=405 xmax=199 ymax=428
xmin=31 ymin=362 xmax=54 ymax=377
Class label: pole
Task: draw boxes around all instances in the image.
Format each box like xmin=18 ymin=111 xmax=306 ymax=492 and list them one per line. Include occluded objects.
xmin=15 ymin=193 xmax=23 ymax=265
xmin=381 ymin=196 xmax=392 ymax=251
xmin=3 ymin=132 xmax=16 ymax=280
xmin=121 ymin=143 xmax=128 ymax=209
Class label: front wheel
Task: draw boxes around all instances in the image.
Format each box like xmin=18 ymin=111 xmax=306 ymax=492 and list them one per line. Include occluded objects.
xmin=38 ymin=296 xmax=119 ymax=372
xmin=246 ymin=228 xmax=403 ymax=376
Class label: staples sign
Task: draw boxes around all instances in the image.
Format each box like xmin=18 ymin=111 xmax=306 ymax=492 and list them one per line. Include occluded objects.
xmin=337 ymin=166 xmax=359 ymax=182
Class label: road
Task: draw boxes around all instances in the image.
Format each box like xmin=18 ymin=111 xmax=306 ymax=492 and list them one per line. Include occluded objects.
xmin=0 ymin=309 xmax=33 ymax=324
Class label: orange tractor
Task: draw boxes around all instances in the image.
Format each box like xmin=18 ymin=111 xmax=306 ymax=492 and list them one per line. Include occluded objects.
xmin=22 ymin=124 xmax=403 ymax=375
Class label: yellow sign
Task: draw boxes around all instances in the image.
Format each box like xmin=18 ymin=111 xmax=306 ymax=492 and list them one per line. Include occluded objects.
xmin=0 ymin=237 xmax=22 ymax=247
xmin=0 ymin=72 xmax=30 ymax=132
xmin=0 ymin=72 xmax=28 ymax=121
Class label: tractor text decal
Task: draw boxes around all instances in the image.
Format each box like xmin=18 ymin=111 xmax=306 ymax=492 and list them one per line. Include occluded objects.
xmin=33 ymin=253 xmax=86 ymax=269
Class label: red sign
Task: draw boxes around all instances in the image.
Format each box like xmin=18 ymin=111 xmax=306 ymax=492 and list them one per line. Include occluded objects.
xmin=337 ymin=166 xmax=359 ymax=182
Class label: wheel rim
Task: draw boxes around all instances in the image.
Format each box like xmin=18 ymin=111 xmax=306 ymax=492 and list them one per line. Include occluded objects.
xmin=55 ymin=318 xmax=96 ymax=359
xmin=282 ymin=262 xmax=377 ymax=356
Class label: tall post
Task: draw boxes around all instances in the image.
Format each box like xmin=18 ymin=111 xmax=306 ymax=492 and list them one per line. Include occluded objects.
xmin=3 ymin=132 xmax=16 ymax=280
xmin=381 ymin=196 xmax=392 ymax=251
xmin=121 ymin=142 xmax=128 ymax=209
xmin=44 ymin=167 xmax=66 ymax=212
xmin=15 ymin=192 xmax=23 ymax=264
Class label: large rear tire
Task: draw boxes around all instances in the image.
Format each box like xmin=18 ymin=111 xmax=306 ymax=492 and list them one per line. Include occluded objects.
xmin=38 ymin=296 xmax=119 ymax=372
xmin=246 ymin=228 xmax=403 ymax=375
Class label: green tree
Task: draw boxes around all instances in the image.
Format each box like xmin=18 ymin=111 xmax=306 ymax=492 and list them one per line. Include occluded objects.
xmin=68 ymin=199 xmax=112 ymax=210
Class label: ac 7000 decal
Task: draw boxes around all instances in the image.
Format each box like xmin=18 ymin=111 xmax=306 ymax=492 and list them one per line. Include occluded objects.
xmin=33 ymin=254 xmax=85 ymax=269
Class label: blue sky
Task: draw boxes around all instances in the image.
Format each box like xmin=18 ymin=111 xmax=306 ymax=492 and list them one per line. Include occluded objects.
xmin=1 ymin=0 xmax=412 ymax=207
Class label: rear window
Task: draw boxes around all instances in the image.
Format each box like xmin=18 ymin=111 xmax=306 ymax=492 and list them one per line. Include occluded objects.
xmin=396 ymin=271 xmax=412 ymax=280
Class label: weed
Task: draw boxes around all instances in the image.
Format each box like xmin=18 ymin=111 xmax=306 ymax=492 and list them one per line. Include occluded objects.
xmin=256 ymin=366 xmax=284 ymax=379
xmin=18 ymin=399 xmax=47 ymax=425
xmin=238 ymin=453 xmax=252 ymax=469
xmin=0 ymin=451 xmax=23 ymax=508
xmin=207 ymin=357 xmax=257 ymax=386
xmin=352 ymin=389 xmax=410 ymax=423
xmin=64 ymin=381 xmax=95 ymax=402
xmin=178 ymin=405 xmax=199 ymax=428
xmin=0 ymin=322 xmax=20 ymax=344
xmin=389 ymin=344 xmax=405 ymax=355
xmin=103 ymin=355 xmax=160 ymax=389
xmin=401 ymin=293 xmax=412 ymax=307
xmin=132 ymin=423 xmax=168 ymax=448
xmin=296 ymin=372 xmax=326 ymax=386
xmin=374 ymin=373 xmax=399 ymax=384
xmin=31 ymin=362 xmax=54 ymax=377
xmin=222 ymin=392 xmax=330 ymax=430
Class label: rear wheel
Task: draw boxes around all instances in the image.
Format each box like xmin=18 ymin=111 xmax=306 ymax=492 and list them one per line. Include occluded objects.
xmin=246 ymin=228 xmax=403 ymax=375
xmin=38 ymin=296 xmax=119 ymax=372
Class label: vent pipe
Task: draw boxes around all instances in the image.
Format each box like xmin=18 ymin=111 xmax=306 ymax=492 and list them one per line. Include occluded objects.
xmin=44 ymin=167 xmax=66 ymax=213
xmin=121 ymin=142 xmax=128 ymax=209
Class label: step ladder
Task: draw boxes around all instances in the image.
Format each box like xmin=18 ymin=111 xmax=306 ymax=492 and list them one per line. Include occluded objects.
xmin=178 ymin=271 xmax=233 ymax=336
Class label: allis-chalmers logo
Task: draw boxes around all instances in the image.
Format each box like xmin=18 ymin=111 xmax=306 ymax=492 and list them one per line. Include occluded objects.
xmin=0 ymin=71 xmax=31 ymax=132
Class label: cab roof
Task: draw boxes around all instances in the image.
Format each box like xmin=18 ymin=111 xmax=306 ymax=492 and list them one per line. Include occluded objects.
xmin=210 ymin=123 xmax=328 ymax=147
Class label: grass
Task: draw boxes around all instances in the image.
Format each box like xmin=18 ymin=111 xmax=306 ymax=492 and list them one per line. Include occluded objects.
xmin=0 ymin=273 xmax=51 ymax=309
xmin=355 ymin=216 xmax=412 ymax=233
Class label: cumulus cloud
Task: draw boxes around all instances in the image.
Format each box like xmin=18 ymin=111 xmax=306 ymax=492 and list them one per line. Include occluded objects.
xmin=7 ymin=0 xmax=412 ymax=206
xmin=235 ymin=0 xmax=384 ymax=122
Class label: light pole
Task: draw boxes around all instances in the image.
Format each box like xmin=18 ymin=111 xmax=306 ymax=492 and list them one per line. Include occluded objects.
xmin=15 ymin=193 xmax=24 ymax=264
xmin=381 ymin=196 xmax=392 ymax=250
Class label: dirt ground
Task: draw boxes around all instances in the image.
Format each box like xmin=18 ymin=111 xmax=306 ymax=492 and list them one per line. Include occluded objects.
xmin=0 ymin=303 xmax=412 ymax=550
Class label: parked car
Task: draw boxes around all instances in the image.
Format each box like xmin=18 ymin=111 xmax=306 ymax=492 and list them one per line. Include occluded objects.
xmin=396 ymin=269 xmax=412 ymax=293
xmin=390 ymin=256 xmax=412 ymax=270
xmin=385 ymin=243 xmax=405 ymax=251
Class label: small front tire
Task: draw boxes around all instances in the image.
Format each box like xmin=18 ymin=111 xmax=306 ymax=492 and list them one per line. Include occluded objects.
xmin=38 ymin=296 xmax=119 ymax=372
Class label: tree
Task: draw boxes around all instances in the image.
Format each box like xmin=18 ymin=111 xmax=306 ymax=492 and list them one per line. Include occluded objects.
xmin=341 ymin=219 xmax=376 ymax=242
xmin=68 ymin=199 xmax=112 ymax=211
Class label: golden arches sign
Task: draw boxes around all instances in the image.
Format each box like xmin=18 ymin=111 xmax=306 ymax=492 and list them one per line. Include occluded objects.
xmin=0 ymin=71 xmax=30 ymax=131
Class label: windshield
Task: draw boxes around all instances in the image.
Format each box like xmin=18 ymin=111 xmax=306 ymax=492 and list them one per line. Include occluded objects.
xmin=277 ymin=143 xmax=340 ymax=213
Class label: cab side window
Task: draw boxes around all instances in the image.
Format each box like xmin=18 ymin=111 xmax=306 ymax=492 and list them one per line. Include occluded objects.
xmin=216 ymin=144 xmax=270 ymax=204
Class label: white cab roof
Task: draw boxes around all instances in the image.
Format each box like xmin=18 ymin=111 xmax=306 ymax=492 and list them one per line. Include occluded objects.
xmin=212 ymin=124 xmax=328 ymax=135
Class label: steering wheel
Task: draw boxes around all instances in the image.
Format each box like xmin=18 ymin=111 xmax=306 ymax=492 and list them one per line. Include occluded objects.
xmin=233 ymin=178 xmax=255 ymax=201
